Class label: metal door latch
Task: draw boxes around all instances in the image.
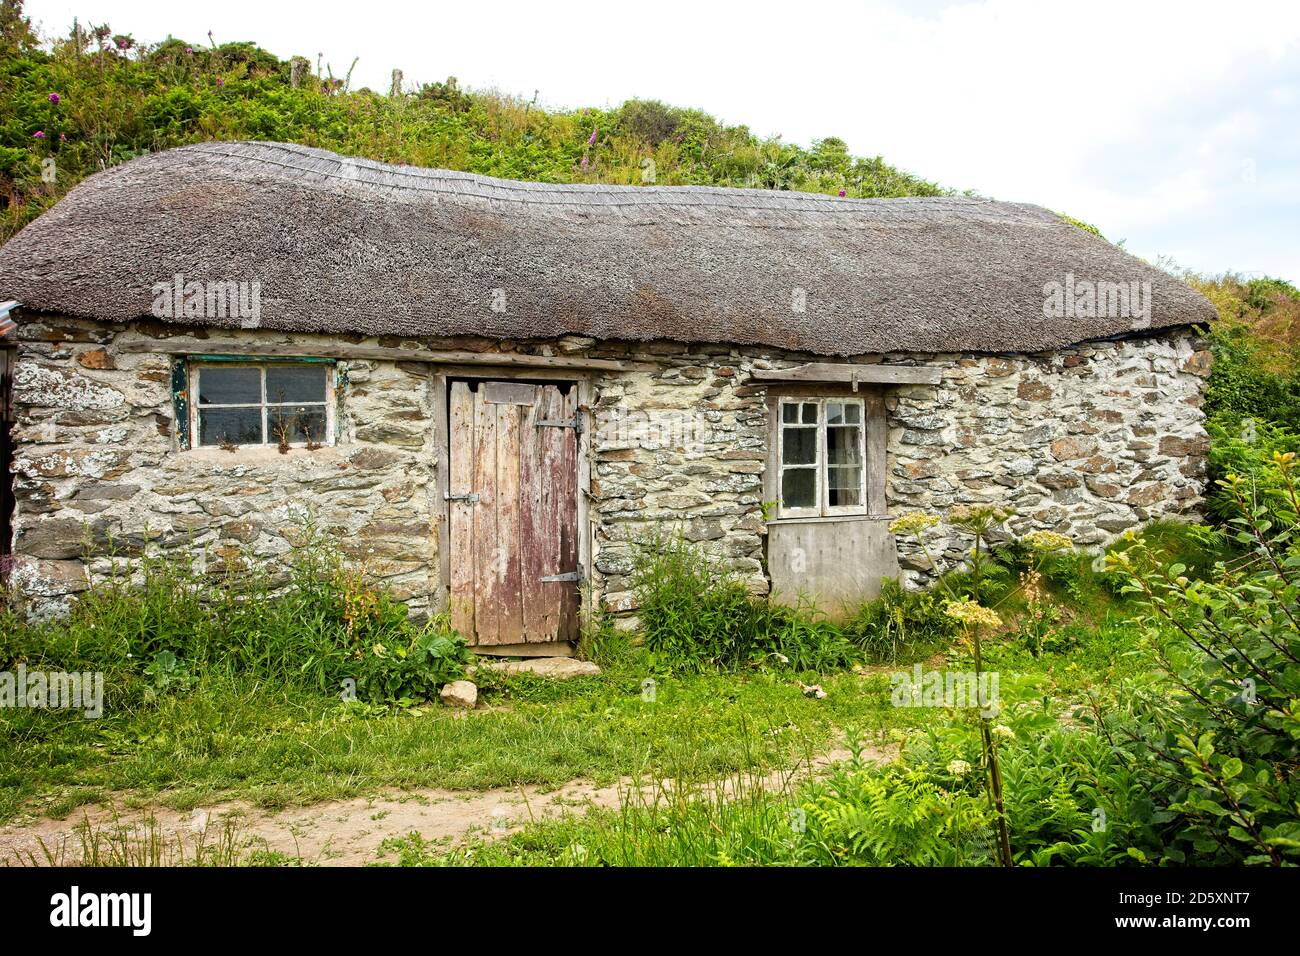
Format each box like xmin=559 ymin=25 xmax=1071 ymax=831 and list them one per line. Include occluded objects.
xmin=536 ymin=417 xmax=582 ymax=432
xmin=539 ymin=570 xmax=582 ymax=583
xmin=445 ymin=491 xmax=480 ymax=503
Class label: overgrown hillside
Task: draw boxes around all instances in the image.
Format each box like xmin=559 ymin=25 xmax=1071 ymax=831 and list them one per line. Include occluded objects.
xmin=0 ymin=1 xmax=944 ymax=246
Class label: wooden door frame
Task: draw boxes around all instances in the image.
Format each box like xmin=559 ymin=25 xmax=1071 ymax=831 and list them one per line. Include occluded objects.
xmin=431 ymin=367 xmax=592 ymax=653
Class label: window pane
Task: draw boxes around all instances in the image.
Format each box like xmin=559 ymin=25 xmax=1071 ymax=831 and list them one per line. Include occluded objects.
xmin=782 ymin=427 xmax=817 ymax=465
xmin=781 ymin=468 xmax=816 ymax=509
xmin=198 ymin=366 xmax=260 ymax=405
xmin=269 ymin=406 xmax=327 ymax=444
xmin=828 ymin=466 xmax=863 ymax=507
xmin=801 ymin=402 xmax=818 ymax=424
xmin=827 ymin=402 xmax=861 ymax=424
xmin=199 ymin=407 xmax=263 ymax=446
xmin=266 ymin=365 xmax=327 ymax=404
xmin=826 ymin=425 xmax=862 ymax=465
xmin=782 ymin=402 xmax=800 ymax=424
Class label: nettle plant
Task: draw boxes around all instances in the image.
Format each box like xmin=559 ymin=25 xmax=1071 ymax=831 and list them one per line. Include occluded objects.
xmin=1106 ymin=451 xmax=1300 ymax=865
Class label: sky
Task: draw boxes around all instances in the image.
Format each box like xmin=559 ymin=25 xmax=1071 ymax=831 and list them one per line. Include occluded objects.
xmin=23 ymin=0 xmax=1300 ymax=282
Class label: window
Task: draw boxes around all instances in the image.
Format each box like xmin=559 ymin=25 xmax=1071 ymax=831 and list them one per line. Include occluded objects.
xmin=776 ymin=397 xmax=866 ymax=518
xmin=189 ymin=362 xmax=335 ymax=448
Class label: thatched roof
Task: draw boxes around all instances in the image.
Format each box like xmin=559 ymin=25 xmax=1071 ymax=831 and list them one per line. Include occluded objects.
xmin=0 ymin=141 xmax=1213 ymax=356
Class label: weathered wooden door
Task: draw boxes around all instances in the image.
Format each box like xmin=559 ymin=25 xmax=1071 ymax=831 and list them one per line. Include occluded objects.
xmin=448 ymin=381 xmax=580 ymax=646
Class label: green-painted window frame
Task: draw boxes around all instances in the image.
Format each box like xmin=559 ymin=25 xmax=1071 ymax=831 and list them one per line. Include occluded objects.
xmin=172 ymin=355 xmax=341 ymax=451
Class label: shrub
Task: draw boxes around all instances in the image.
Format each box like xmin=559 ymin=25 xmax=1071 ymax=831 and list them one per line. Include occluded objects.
xmin=841 ymin=577 xmax=957 ymax=664
xmin=631 ymin=533 xmax=856 ymax=674
xmin=0 ymin=530 xmax=470 ymax=708
xmin=1105 ymin=452 xmax=1300 ymax=865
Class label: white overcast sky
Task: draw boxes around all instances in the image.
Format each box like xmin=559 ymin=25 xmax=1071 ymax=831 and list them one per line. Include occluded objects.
xmin=24 ymin=0 xmax=1300 ymax=282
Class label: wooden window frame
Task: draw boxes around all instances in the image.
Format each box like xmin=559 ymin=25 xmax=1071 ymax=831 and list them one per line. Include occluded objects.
xmin=186 ymin=360 xmax=337 ymax=450
xmin=766 ymin=385 xmax=887 ymax=521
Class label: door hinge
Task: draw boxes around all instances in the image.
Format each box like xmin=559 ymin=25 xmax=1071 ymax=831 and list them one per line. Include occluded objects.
xmin=536 ymin=417 xmax=582 ymax=432
xmin=539 ymin=570 xmax=582 ymax=583
xmin=444 ymin=491 xmax=480 ymax=503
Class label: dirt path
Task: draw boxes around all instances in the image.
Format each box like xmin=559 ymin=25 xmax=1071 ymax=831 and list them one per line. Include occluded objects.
xmin=0 ymin=745 xmax=878 ymax=866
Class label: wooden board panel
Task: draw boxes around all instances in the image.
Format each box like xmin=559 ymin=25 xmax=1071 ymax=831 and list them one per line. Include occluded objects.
xmin=495 ymin=399 xmax=524 ymax=642
xmin=768 ymin=517 xmax=899 ymax=617
xmin=483 ymin=381 xmax=537 ymax=406
xmin=519 ymin=386 xmax=550 ymax=643
xmin=557 ymin=388 xmax=580 ymax=642
xmin=533 ymin=387 xmax=564 ymax=641
xmin=448 ymin=382 xmax=476 ymax=638
xmin=750 ymin=363 xmax=942 ymax=385
xmin=472 ymin=388 xmax=500 ymax=643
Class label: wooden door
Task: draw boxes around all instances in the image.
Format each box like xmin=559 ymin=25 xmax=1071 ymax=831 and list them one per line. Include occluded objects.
xmin=448 ymin=380 xmax=579 ymax=646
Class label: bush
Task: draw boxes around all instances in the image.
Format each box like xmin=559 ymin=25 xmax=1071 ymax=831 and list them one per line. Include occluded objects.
xmin=841 ymin=577 xmax=957 ymax=664
xmin=1105 ymin=451 xmax=1300 ymax=865
xmin=0 ymin=530 xmax=470 ymax=708
xmin=631 ymin=533 xmax=856 ymax=674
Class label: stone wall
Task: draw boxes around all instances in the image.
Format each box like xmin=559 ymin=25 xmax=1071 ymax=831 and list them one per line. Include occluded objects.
xmin=881 ymin=331 xmax=1210 ymax=583
xmin=6 ymin=316 xmax=438 ymax=620
xmin=3 ymin=315 xmax=1209 ymax=620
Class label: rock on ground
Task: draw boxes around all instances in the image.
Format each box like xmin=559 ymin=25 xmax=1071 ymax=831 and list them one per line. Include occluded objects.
xmin=439 ymin=680 xmax=478 ymax=708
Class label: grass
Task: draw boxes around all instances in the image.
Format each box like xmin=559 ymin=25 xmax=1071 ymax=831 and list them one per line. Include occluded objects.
xmin=0 ymin=613 xmax=1162 ymax=827
xmin=0 ymin=526 xmax=1183 ymax=841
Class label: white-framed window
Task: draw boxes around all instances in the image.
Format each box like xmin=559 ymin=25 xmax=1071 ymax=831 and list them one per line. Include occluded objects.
xmin=776 ymin=397 xmax=866 ymax=518
xmin=189 ymin=362 xmax=335 ymax=449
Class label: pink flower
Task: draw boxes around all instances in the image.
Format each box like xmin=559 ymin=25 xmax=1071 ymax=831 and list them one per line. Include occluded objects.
xmin=217 ymin=78 xmax=224 ymax=88
xmin=838 ymin=189 xmax=846 ymax=197
xmin=48 ymin=92 xmax=60 ymax=104
xmin=580 ymin=156 xmax=588 ymax=172
xmin=59 ymin=133 xmax=66 ymax=141
xmin=33 ymin=130 xmax=44 ymax=139
xmin=587 ymin=127 xmax=598 ymax=147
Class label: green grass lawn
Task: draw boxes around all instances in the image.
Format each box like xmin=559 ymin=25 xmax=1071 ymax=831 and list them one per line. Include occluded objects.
xmin=0 ymin=610 xmax=1159 ymax=827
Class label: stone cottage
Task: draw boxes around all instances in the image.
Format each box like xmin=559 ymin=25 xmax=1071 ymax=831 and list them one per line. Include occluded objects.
xmin=0 ymin=142 xmax=1215 ymax=651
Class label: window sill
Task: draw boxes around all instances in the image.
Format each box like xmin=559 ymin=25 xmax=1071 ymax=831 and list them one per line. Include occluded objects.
xmin=179 ymin=445 xmax=343 ymax=464
xmin=768 ymin=513 xmax=890 ymax=526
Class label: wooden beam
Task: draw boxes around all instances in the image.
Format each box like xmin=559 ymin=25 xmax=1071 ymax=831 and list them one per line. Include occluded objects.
xmin=750 ymin=363 xmax=942 ymax=386
xmin=115 ymin=338 xmax=652 ymax=372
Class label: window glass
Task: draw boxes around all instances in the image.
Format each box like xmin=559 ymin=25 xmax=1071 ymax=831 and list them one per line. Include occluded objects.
xmin=781 ymin=468 xmax=816 ymax=509
xmin=198 ymin=366 xmax=261 ymax=405
xmin=826 ymin=424 xmax=862 ymax=465
xmin=266 ymin=365 xmax=327 ymax=404
xmin=782 ymin=426 xmax=817 ymax=465
xmin=269 ymin=406 xmax=327 ymax=444
xmin=199 ymin=407 xmax=263 ymax=446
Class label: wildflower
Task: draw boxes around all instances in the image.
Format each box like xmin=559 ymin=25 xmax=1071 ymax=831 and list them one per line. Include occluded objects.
xmin=59 ymin=133 xmax=66 ymax=141
xmin=949 ymin=503 xmax=1013 ymax=527
xmin=48 ymin=92 xmax=60 ymax=104
xmin=33 ymin=130 xmax=43 ymax=139
xmin=947 ymin=759 xmax=971 ymax=776
xmin=217 ymin=78 xmax=224 ymax=88
xmin=1023 ymin=529 xmax=1073 ymax=552
xmin=186 ymin=47 xmax=194 ymax=55
xmin=587 ymin=127 xmax=598 ymax=147
xmin=992 ymin=724 xmax=1014 ymax=740
xmin=837 ymin=189 xmax=846 ymax=197
xmin=580 ymin=156 xmax=588 ymax=172
xmin=944 ymin=599 xmax=1002 ymax=630
xmin=888 ymin=511 xmax=939 ymax=536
